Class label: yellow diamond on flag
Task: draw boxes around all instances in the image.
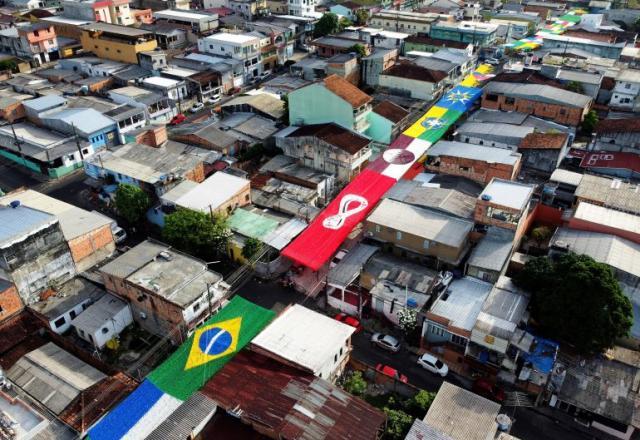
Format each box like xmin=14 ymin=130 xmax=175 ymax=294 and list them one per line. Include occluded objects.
xmin=184 ymin=317 xmax=242 ymax=370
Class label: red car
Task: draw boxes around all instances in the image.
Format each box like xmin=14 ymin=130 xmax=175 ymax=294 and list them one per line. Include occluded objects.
xmin=168 ymin=114 xmax=186 ymax=125
xmin=472 ymin=378 xmax=505 ymax=403
xmin=376 ymin=364 xmax=408 ymax=383
xmin=334 ymin=313 xmax=363 ymax=333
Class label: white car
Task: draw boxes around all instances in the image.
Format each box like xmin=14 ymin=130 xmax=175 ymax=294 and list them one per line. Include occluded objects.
xmin=371 ymin=333 xmax=401 ymax=353
xmin=206 ymin=94 xmax=221 ymax=105
xmin=190 ymin=102 xmax=204 ymax=113
xmin=417 ymin=353 xmax=449 ymax=377
xmin=329 ymin=248 xmax=348 ymax=268
xmin=485 ymin=57 xmax=501 ymax=65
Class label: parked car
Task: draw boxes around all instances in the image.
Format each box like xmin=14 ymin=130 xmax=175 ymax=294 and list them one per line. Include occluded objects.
xmin=205 ymin=94 xmax=221 ymax=105
xmin=330 ymin=248 xmax=349 ymax=268
xmin=112 ymin=226 xmax=127 ymax=244
xmin=485 ymin=57 xmax=502 ymax=65
xmin=376 ymin=364 xmax=408 ymax=383
xmin=259 ymin=70 xmax=272 ymax=80
xmin=417 ymin=353 xmax=448 ymax=377
xmin=190 ymin=102 xmax=205 ymax=113
xmin=334 ymin=313 xmax=363 ymax=333
xmin=472 ymin=378 xmax=505 ymax=403
xmin=371 ymin=333 xmax=401 ymax=353
xmin=168 ymin=114 xmax=186 ymax=125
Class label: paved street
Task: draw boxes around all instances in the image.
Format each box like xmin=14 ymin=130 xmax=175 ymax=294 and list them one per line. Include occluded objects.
xmin=237 ymin=278 xmax=604 ymax=440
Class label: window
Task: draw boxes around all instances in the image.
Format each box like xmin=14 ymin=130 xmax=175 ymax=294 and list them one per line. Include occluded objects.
xmin=70 ymin=309 xmax=77 ymax=320
xmin=67 ymin=154 xmax=75 ymax=161
xmin=82 ymin=148 xmax=89 ymax=155
xmin=334 ymin=354 xmax=338 ymax=362
xmin=193 ymin=302 xmax=201 ymax=312
xmin=625 ymin=83 xmax=631 ymax=89
xmin=485 ymin=93 xmax=498 ymax=102
xmin=396 ymin=231 xmax=402 ymax=240
xmin=423 ymin=240 xmax=430 ymax=249
xmin=559 ymin=108 xmax=566 ymax=115
xmin=504 ymin=97 xmax=515 ymax=105
xmin=429 ymin=324 xmax=446 ymax=337
xmin=54 ymin=316 xmax=66 ymax=328
xmin=101 ymin=327 xmax=109 ymax=334
xmin=48 ymin=39 xmax=53 ymax=45
xmin=450 ymin=334 xmax=467 ymax=346
xmin=375 ymin=224 xmax=381 ymax=233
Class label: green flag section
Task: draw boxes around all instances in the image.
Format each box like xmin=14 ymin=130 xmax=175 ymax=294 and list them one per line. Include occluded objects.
xmin=148 ymin=296 xmax=274 ymax=400
xmin=416 ymin=108 xmax=463 ymax=143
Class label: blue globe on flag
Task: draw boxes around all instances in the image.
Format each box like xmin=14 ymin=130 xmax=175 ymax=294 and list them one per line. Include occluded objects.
xmin=198 ymin=327 xmax=233 ymax=356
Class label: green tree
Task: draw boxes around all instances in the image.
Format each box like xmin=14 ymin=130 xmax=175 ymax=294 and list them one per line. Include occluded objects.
xmin=355 ymin=8 xmax=369 ymax=25
xmin=383 ymin=408 xmax=414 ymax=440
xmin=404 ymin=390 xmax=436 ymax=418
xmin=115 ymin=183 xmax=150 ymax=224
xmin=339 ymin=16 xmax=353 ymax=30
xmin=281 ymin=94 xmax=289 ymax=125
xmin=341 ymin=371 xmax=367 ymax=396
xmin=566 ymin=80 xmax=583 ymax=94
xmin=349 ymin=43 xmax=366 ymax=57
xmin=581 ymin=110 xmax=598 ymax=134
xmin=531 ymin=225 xmax=552 ymax=244
xmin=162 ymin=209 xmax=230 ymax=260
xmin=314 ymin=13 xmax=339 ymax=37
xmin=242 ymin=237 xmax=262 ymax=260
xmin=515 ymin=253 xmax=633 ymax=354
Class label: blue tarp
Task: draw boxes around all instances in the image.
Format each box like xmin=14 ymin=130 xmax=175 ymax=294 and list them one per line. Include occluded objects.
xmin=521 ymin=336 xmax=559 ymax=374
xmin=435 ymin=86 xmax=483 ymax=113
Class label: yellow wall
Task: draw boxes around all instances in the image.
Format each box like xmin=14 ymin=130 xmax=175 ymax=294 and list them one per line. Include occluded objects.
xmin=80 ymin=32 xmax=157 ymax=63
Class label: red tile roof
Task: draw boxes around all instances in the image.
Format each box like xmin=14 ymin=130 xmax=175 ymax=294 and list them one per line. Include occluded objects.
xmin=601 ymin=76 xmax=616 ymax=91
xmin=0 ymin=311 xmax=42 ymax=364
xmin=323 ymin=74 xmax=372 ymax=108
xmin=201 ymin=351 xmax=386 ymax=440
xmin=519 ymin=132 xmax=569 ymax=149
xmin=372 ymin=100 xmax=410 ymax=123
xmin=595 ymin=117 xmax=640 ymax=134
xmin=289 ymin=123 xmax=371 ymax=154
xmin=580 ymin=151 xmax=640 ymax=173
xmin=383 ymin=63 xmax=447 ymax=83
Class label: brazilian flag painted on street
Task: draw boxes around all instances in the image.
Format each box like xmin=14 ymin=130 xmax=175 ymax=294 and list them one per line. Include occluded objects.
xmin=88 ymin=296 xmax=274 ymax=440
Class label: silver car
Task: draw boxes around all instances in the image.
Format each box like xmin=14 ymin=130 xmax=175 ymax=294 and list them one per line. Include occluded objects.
xmin=371 ymin=333 xmax=401 ymax=353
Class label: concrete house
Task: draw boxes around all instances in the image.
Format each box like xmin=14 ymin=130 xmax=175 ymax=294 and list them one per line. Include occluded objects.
xmin=365 ymin=100 xmax=410 ymax=146
xmin=0 ymin=189 xmax=116 ymax=272
xmin=361 ymin=47 xmax=398 ymax=87
xmin=593 ymin=118 xmax=640 ymax=154
xmin=424 ymin=140 xmax=522 ymax=185
xmin=72 ymin=293 xmax=133 ymax=349
xmin=0 ymin=204 xmax=76 ymax=305
xmin=276 ymin=122 xmax=372 ymax=182
xmin=251 ymin=304 xmax=356 ymax=382
xmin=0 ymin=23 xmax=59 ymax=66
xmin=482 ymin=82 xmax=593 ymax=127
xmin=80 ymin=23 xmax=157 ymax=64
xmin=378 ymin=62 xmax=447 ymax=101
xmin=518 ymin=132 xmax=570 ymax=176
xmin=466 ymin=227 xmax=515 ymax=284
xmin=198 ymin=32 xmax=262 ymax=80
xmin=609 ymin=69 xmax=640 ymax=112
xmin=288 ymin=74 xmax=373 ymax=134
xmin=99 ymin=240 xmax=229 ymax=339
xmin=29 ymin=277 xmax=104 ymax=334
xmin=474 ymin=178 xmax=535 ymax=243
xmin=366 ymin=198 xmax=474 ymax=267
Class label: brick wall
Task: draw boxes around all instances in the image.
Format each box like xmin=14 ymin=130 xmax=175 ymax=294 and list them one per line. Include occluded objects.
xmin=425 ymin=154 xmax=520 ymax=185
xmin=0 ymin=284 xmax=24 ymax=323
xmin=68 ymin=225 xmax=116 ymax=272
xmin=482 ymin=94 xmax=586 ymax=126
xmin=134 ymin=125 xmax=168 ymax=148
xmin=0 ymin=101 xmax=25 ymax=123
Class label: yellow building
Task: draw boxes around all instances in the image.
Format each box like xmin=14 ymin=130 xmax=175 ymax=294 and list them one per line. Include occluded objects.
xmin=80 ymin=22 xmax=157 ymax=64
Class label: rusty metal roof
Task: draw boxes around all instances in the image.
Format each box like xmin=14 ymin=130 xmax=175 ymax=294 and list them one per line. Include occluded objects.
xmin=201 ymin=351 xmax=385 ymax=440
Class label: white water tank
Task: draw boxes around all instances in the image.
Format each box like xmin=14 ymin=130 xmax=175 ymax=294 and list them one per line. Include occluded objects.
xmin=496 ymin=414 xmax=512 ymax=432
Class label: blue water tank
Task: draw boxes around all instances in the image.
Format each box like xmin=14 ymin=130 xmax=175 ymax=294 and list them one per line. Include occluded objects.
xmin=9 ymin=200 xmax=20 ymax=209
xmin=407 ymin=298 xmax=418 ymax=308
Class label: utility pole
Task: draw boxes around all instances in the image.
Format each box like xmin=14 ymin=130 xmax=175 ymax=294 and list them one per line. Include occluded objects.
xmin=9 ymin=121 xmax=28 ymax=169
xmin=71 ymin=122 xmax=85 ymax=161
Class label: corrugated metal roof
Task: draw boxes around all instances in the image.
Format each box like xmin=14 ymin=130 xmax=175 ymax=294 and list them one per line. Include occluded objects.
xmin=7 ymin=343 xmax=106 ymax=415
xmin=551 ymin=228 xmax=640 ymax=278
xmin=264 ymin=217 xmax=308 ymax=251
xmin=550 ymin=168 xmax=583 ymax=187
xmin=405 ymin=419 xmax=451 ymax=440
xmin=467 ymin=227 xmax=515 ymax=272
xmin=367 ymin=199 xmax=473 ymax=248
xmin=251 ymin=305 xmax=355 ymax=374
xmin=0 ymin=205 xmax=57 ymax=249
xmin=428 ymin=140 xmax=522 ymax=165
xmin=429 ymin=277 xmax=492 ymax=331
xmin=574 ymin=201 xmax=640 ymax=235
xmin=456 ymin=121 xmax=534 ymax=145
xmin=145 ymin=392 xmax=217 ymax=440
xmin=327 ymin=243 xmax=378 ymax=288
xmin=575 ymin=174 xmax=640 ymax=215
xmin=165 ymin=172 xmax=249 ymax=213
xmin=424 ymin=382 xmax=500 ymax=440
xmin=484 ymin=81 xmax=592 ymax=108
xmin=100 ymin=240 xmax=169 ymax=279
xmin=473 ymin=276 xmax=529 ymax=340
xmin=71 ymin=294 xmax=128 ymax=333
xmin=0 ymin=189 xmax=112 ymax=240
xmin=201 ymin=350 xmax=385 ymax=440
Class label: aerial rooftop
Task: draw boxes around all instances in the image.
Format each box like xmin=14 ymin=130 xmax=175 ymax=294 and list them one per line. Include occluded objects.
xmin=480 ymin=178 xmax=534 ymax=211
